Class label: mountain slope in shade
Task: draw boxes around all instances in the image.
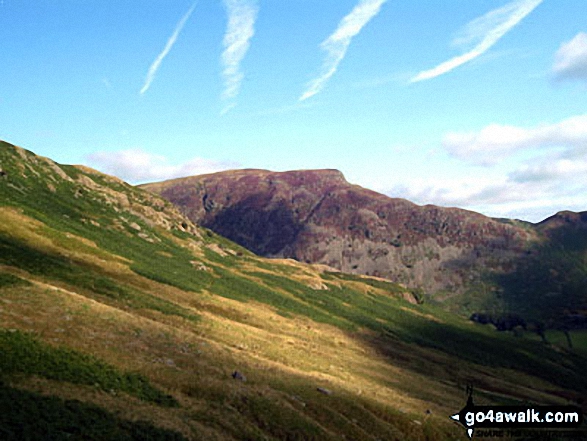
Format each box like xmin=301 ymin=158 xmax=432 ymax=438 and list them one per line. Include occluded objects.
xmin=496 ymin=210 xmax=587 ymax=320
xmin=2 ymin=140 xmax=587 ymax=439
xmin=142 ymin=169 xmax=539 ymax=312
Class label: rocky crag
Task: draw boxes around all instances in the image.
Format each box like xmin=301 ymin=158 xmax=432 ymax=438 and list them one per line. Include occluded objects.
xmin=142 ymin=169 xmax=555 ymax=314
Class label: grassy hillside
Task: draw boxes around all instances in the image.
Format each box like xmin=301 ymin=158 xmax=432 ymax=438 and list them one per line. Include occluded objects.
xmin=496 ymin=215 xmax=587 ymax=324
xmin=1 ymin=140 xmax=585 ymax=440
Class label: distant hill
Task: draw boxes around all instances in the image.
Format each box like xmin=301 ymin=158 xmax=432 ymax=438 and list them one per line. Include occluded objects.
xmin=142 ymin=169 xmax=587 ymax=321
xmin=498 ymin=210 xmax=587 ymax=321
xmin=2 ymin=140 xmax=586 ymax=440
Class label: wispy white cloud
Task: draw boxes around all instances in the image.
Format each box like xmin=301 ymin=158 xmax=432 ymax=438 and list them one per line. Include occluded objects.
xmin=221 ymin=0 xmax=258 ymax=112
xmin=300 ymin=0 xmax=387 ymax=101
xmin=552 ymin=32 xmax=587 ymax=82
xmin=140 ymin=2 xmax=197 ymax=95
xmin=442 ymin=114 xmax=587 ymax=164
xmin=411 ymin=0 xmax=542 ymax=83
xmin=86 ymin=149 xmax=238 ymax=184
xmin=388 ymin=175 xmax=511 ymax=209
xmin=510 ymin=146 xmax=587 ymax=184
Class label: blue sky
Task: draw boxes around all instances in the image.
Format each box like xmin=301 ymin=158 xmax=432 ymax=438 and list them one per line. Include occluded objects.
xmin=1 ymin=0 xmax=586 ymax=222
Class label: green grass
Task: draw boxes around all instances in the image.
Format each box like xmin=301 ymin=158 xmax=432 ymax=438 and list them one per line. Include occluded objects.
xmin=0 ymin=235 xmax=128 ymax=298
xmin=230 ymin=393 xmax=326 ymax=440
xmin=0 ymin=381 xmax=186 ymax=441
xmin=244 ymin=271 xmax=587 ymax=393
xmin=0 ymin=273 xmax=31 ymax=288
xmin=323 ymin=270 xmax=405 ymax=293
xmin=0 ymin=142 xmax=211 ymax=299
xmin=182 ymin=375 xmax=462 ymax=441
xmin=210 ymin=266 xmax=351 ymax=327
xmin=543 ymin=330 xmax=587 ymax=355
xmin=0 ymin=237 xmax=198 ymax=322
xmin=0 ymin=330 xmax=177 ymax=407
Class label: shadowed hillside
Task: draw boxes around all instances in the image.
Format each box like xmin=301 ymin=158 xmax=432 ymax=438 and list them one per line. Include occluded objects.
xmin=2 ymin=141 xmax=586 ymax=440
xmin=494 ymin=211 xmax=587 ymax=322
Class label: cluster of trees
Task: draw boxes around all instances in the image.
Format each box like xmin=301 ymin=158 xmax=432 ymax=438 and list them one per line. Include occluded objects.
xmin=470 ymin=312 xmax=587 ymax=349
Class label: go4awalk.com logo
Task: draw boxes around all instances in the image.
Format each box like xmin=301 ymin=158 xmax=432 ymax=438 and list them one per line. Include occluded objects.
xmin=450 ymin=386 xmax=583 ymax=439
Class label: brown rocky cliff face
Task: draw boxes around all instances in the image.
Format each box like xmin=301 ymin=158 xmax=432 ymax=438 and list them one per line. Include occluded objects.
xmin=141 ymin=169 xmax=536 ymax=301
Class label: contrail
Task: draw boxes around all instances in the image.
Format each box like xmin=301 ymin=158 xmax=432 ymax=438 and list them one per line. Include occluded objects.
xmin=140 ymin=2 xmax=197 ymax=95
xmin=300 ymin=0 xmax=387 ymax=101
xmin=221 ymin=0 xmax=258 ymax=111
xmin=411 ymin=0 xmax=542 ymax=83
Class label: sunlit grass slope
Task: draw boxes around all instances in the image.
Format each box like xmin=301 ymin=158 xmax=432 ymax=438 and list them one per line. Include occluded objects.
xmin=0 ymin=140 xmax=585 ymax=440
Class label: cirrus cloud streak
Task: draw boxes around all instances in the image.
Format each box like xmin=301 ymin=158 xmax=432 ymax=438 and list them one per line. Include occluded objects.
xmin=140 ymin=2 xmax=197 ymax=95
xmin=221 ymin=0 xmax=258 ymax=112
xmin=300 ymin=0 xmax=387 ymax=101
xmin=411 ymin=0 xmax=542 ymax=83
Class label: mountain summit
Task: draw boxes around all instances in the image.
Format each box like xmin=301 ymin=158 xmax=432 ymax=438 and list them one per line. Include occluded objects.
xmin=142 ymin=169 xmax=537 ymax=308
xmin=142 ymin=169 xmax=587 ymax=320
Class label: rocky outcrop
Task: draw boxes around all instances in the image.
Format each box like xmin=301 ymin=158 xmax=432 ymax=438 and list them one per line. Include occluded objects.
xmin=0 ymin=140 xmax=201 ymax=238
